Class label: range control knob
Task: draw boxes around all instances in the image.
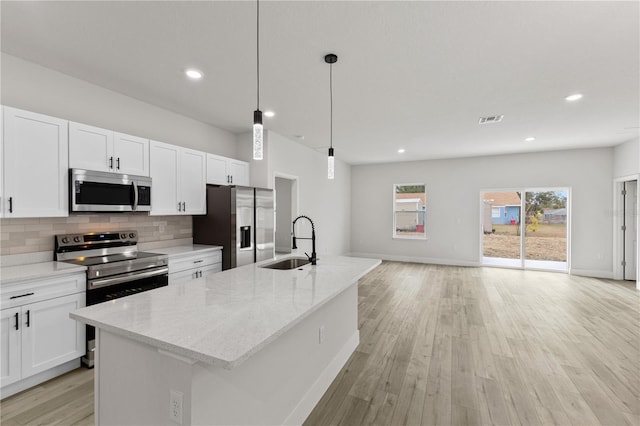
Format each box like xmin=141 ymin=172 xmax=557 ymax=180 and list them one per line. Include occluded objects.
xmin=73 ymin=236 xmax=81 ymax=243
xmin=120 ymin=233 xmax=127 ymax=239
xmin=129 ymin=232 xmax=136 ymax=239
xmin=61 ymin=237 xmax=69 ymax=244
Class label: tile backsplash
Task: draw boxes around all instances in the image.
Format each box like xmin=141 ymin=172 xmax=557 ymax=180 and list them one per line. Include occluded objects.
xmin=0 ymin=213 xmax=192 ymax=256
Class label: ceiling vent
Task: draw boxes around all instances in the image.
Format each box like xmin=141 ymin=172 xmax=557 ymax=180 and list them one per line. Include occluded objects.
xmin=478 ymin=115 xmax=504 ymax=124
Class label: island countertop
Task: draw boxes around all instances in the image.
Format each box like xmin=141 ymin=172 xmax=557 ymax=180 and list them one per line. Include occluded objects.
xmin=71 ymin=255 xmax=380 ymax=369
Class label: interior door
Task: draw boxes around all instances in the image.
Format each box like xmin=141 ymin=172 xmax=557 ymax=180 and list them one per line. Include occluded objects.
xmin=624 ymin=180 xmax=638 ymax=280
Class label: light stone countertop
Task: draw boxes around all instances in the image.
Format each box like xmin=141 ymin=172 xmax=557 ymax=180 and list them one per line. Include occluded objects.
xmin=1 ymin=261 xmax=87 ymax=285
xmin=71 ymin=255 xmax=380 ymax=369
xmin=148 ymin=244 xmax=222 ymax=257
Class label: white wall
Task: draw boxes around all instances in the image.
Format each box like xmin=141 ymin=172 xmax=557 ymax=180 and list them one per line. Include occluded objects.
xmin=613 ymin=138 xmax=640 ymax=178
xmin=1 ymin=54 xmax=237 ymax=156
xmin=351 ymin=148 xmax=614 ymax=278
xmin=238 ymin=130 xmax=351 ymax=257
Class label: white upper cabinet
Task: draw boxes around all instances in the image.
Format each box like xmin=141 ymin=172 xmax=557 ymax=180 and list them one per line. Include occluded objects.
xmin=206 ymin=154 xmax=250 ymax=186
xmin=180 ymin=148 xmax=206 ymax=215
xmin=69 ymin=122 xmax=149 ymax=176
xmin=150 ymin=141 xmax=205 ymax=215
xmin=3 ymin=107 xmax=68 ymax=218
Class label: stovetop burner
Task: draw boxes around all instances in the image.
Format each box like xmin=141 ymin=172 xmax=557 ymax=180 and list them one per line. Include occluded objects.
xmin=54 ymin=230 xmax=168 ymax=279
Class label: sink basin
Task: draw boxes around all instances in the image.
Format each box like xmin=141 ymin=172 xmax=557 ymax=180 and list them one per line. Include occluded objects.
xmin=261 ymin=257 xmax=310 ymax=270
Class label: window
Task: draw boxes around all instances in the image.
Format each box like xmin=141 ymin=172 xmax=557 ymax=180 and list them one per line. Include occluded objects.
xmin=492 ymin=207 xmax=501 ymax=218
xmin=393 ymin=184 xmax=426 ymax=239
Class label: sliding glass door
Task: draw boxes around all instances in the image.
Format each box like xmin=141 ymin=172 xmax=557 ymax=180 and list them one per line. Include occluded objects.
xmin=482 ymin=188 xmax=569 ymax=271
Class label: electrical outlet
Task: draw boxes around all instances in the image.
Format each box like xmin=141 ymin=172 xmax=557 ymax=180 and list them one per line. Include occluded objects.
xmin=319 ymin=325 xmax=325 ymax=344
xmin=169 ymin=390 xmax=183 ymax=424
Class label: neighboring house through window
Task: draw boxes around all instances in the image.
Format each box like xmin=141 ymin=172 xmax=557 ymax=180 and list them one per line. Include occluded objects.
xmin=393 ymin=184 xmax=426 ymax=239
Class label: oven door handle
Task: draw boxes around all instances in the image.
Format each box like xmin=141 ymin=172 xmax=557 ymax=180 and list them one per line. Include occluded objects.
xmin=88 ymin=267 xmax=169 ymax=290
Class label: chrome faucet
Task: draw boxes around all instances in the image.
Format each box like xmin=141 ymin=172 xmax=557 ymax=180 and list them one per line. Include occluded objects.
xmin=292 ymin=215 xmax=317 ymax=265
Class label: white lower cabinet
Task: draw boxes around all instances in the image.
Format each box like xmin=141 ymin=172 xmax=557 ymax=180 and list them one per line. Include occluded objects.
xmin=168 ymin=249 xmax=222 ymax=286
xmin=1 ymin=273 xmax=86 ymax=390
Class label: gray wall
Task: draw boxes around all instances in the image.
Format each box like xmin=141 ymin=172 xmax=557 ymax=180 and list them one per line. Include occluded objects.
xmin=1 ymin=53 xmax=237 ymax=157
xmin=351 ymin=148 xmax=614 ymax=278
xmin=237 ymin=130 xmax=352 ymax=257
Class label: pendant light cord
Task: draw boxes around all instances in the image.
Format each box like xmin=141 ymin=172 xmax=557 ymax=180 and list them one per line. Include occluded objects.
xmin=256 ymin=0 xmax=260 ymax=110
xmin=329 ymin=62 xmax=333 ymax=149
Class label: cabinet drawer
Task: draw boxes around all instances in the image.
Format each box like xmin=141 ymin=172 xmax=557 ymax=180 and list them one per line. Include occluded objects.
xmin=168 ymin=250 xmax=222 ymax=274
xmin=168 ymin=264 xmax=221 ymax=286
xmin=1 ymin=273 xmax=86 ymax=310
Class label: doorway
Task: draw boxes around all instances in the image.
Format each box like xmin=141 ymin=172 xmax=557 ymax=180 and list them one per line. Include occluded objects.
xmin=623 ymin=180 xmax=638 ymax=281
xmin=274 ymin=174 xmax=298 ymax=254
xmin=482 ymin=188 xmax=569 ymax=272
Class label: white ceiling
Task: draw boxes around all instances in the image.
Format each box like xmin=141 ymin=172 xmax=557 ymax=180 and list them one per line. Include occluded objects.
xmin=1 ymin=1 xmax=638 ymax=165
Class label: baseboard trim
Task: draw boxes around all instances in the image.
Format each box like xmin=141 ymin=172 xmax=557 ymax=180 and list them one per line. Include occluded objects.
xmin=349 ymin=253 xmax=616 ymax=279
xmin=570 ymin=269 xmax=614 ymax=279
xmin=283 ymin=330 xmax=360 ymax=426
xmin=349 ymin=252 xmax=481 ymax=268
xmin=1 ymin=358 xmax=81 ymax=399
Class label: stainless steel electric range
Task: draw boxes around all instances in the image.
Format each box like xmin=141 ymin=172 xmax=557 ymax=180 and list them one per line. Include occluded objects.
xmin=54 ymin=230 xmax=168 ymax=367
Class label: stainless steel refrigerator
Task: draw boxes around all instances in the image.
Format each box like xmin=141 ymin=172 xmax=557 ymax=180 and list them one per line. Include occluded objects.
xmin=193 ymin=185 xmax=274 ymax=270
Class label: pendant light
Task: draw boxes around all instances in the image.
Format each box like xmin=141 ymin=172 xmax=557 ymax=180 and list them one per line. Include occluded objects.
xmin=253 ymin=0 xmax=263 ymax=160
xmin=325 ymin=53 xmax=338 ymax=179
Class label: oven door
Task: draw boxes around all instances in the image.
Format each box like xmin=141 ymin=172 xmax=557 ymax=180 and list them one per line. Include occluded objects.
xmin=83 ymin=267 xmax=168 ymax=367
xmin=70 ymin=168 xmax=151 ymax=212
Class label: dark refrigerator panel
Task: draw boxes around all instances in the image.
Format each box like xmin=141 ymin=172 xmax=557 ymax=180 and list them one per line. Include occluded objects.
xmin=194 ymin=185 xmax=234 ymax=270
xmin=193 ymin=185 xmax=271 ymax=270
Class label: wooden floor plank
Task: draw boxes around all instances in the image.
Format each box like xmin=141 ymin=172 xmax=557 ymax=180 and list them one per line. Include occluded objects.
xmin=2 ymin=261 xmax=638 ymax=426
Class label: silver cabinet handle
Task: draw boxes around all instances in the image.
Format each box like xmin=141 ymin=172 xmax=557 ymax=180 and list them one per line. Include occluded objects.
xmin=116 ymin=157 xmax=120 ymax=170
xmin=182 ymin=201 xmax=186 ymax=211
xmin=178 ymin=202 xmax=182 ymax=212
xmin=8 ymin=196 xmax=13 ymax=213
xmin=109 ymin=156 xmax=114 ymax=169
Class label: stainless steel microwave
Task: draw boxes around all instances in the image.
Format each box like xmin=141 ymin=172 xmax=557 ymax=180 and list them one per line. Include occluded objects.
xmin=70 ymin=169 xmax=152 ymax=212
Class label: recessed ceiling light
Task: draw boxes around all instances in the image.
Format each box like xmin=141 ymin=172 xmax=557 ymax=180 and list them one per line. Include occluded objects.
xmin=398 ymin=148 xmax=406 ymax=153
xmin=264 ymin=110 xmax=275 ymax=118
xmin=524 ymin=137 xmax=536 ymax=142
xmin=185 ymin=69 xmax=203 ymax=80
xmin=565 ymin=93 xmax=583 ymax=101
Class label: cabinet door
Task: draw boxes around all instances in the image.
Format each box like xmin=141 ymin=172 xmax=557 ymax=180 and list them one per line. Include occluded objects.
xmin=229 ymin=159 xmax=250 ymax=186
xmin=1 ymin=308 xmax=22 ymax=387
xmin=149 ymin=141 xmax=180 ymax=215
xmin=206 ymin=153 xmax=229 ymax=185
xmin=21 ymin=293 xmax=85 ymax=378
xmin=168 ymin=269 xmax=200 ymax=286
xmin=3 ymin=107 xmax=68 ymax=217
xmin=181 ymin=148 xmax=206 ymax=215
xmin=114 ymin=133 xmax=149 ymax=176
xmin=69 ymin=121 xmax=113 ymax=173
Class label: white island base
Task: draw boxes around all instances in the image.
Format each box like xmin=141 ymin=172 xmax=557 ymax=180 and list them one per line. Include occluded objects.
xmin=95 ymin=284 xmax=359 ymax=425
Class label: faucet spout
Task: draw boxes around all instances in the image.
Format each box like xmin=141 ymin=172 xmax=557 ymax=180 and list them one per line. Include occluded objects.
xmin=292 ymin=215 xmax=317 ymax=265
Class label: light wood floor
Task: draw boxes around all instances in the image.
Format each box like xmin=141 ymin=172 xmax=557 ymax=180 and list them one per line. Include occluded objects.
xmin=2 ymin=262 xmax=638 ymax=425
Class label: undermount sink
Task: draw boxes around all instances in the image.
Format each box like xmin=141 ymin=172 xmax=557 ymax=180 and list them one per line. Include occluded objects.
xmin=261 ymin=257 xmax=310 ymax=270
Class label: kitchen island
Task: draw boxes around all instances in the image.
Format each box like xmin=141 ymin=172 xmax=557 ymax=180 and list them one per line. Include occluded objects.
xmin=71 ymin=255 xmax=380 ymax=425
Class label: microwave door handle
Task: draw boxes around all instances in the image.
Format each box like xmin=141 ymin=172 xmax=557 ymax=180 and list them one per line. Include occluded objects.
xmin=132 ymin=181 xmax=139 ymax=211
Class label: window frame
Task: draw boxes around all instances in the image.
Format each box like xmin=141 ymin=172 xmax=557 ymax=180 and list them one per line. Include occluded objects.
xmin=392 ymin=183 xmax=427 ymax=240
